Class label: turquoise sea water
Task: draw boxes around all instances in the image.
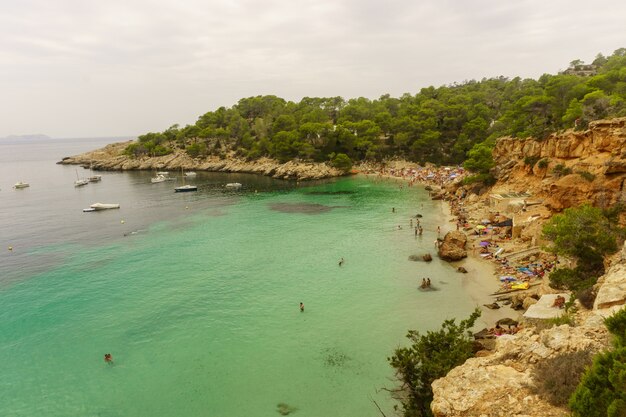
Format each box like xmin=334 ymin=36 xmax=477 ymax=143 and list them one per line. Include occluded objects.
xmin=0 ymin=138 xmax=478 ymax=417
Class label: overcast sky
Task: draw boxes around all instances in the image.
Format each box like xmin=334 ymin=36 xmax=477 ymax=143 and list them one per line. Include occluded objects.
xmin=1 ymin=0 xmax=624 ymax=138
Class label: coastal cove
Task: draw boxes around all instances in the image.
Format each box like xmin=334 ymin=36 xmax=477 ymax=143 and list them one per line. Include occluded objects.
xmin=0 ymin=137 xmax=500 ymax=417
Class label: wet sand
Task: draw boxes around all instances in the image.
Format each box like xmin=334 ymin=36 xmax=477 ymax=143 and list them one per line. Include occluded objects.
xmin=366 ymin=173 xmax=520 ymax=328
xmin=437 ymin=201 xmax=519 ymax=328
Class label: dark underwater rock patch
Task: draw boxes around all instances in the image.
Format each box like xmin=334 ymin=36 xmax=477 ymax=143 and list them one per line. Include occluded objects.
xmin=304 ymin=190 xmax=355 ymax=195
xmin=269 ymin=202 xmax=347 ymax=214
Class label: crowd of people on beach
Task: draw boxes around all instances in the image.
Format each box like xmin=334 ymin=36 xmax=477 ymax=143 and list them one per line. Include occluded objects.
xmin=365 ymin=164 xmax=468 ymax=189
xmin=366 ymin=162 xmax=566 ymax=344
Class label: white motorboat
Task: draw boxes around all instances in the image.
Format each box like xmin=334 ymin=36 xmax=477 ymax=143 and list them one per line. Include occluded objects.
xmin=13 ymin=181 xmax=30 ymax=189
xmin=90 ymin=203 xmax=120 ymax=210
xmin=225 ymin=182 xmax=242 ymax=189
xmin=151 ymin=174 xmax=167 ymax=183
xmin=88 ymin=175 xmax=102 ymax=182
xmin=184 ymin=171 xmax=197 ymax=177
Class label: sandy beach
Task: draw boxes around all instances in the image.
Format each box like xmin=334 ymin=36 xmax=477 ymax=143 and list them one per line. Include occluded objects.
xmin=361 ymin=169 xmax=522 ymax=329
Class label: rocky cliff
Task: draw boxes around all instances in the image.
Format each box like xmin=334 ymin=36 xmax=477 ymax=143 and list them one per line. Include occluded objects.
xmin=491 ymin=117 xmax=626 ymax=211
xmin=430 ymin=242 xmax=626 ymax=417
xmin=58 ymin=141 xmax=345 ymax=181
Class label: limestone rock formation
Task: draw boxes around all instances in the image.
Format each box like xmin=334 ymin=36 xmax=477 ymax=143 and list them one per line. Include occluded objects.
xmin=431 ymin=325 xmax=610 ymax=417
xmin=430 ymin=241 xmax=626 ymax=417
xmin=437 ymin=231 xmax=468 ymax=261
xmin=58 ymin=142 xmax=345 ymax=181
xmin=491 ymin=117 xmax=626 ymax=212
xmin=594 ymin=242 xmax=626 ymax=313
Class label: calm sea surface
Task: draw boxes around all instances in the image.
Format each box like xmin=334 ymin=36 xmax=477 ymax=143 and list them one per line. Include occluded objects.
xmin=0 ymin=137 xmax=478 ymax=417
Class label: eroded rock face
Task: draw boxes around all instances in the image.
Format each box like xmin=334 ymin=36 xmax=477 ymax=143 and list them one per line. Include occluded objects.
xmin=491 ymin=117 xmax=626 ymax=212
xmin=594 ymin=242 xmax=626 ymax=312
xmin=438 ymin=231 xmax=468 ymax=261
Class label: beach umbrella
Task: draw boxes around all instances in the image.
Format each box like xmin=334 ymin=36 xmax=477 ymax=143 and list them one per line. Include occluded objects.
xmin=479 ymin=241 xmax=490 ymax=247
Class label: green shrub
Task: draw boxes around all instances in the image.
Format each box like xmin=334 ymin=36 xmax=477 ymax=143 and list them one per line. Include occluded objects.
xmin=569 ymin=308 xmax=626 ymax=417
xmin=576 ymin=287 xmax=597 ymax=309
xmin=605 ymin=307 xmax=626 ymax=347
xmin=185 ymin=142 xmax=207 ymax=158
xmin=461 ymin=173 xmax=496 ymax=186
xmin=524 ymin=156 xmax=540 ymax=167
xmin=552 ymin=164 xmax=573 ymax=177
xmin=537 ymin=158 xmax=550 ymax=169
xmin=152 ymin=145 xmax=172 ymax=156
xmin=124 ymin=143 xmax=144 ymax=157
xmin=542 ymin=203 xmax=620 ymax=292
xmin=577 ymin=171 xmax=596 ymax=182
xmin=330 ymin=153 xmax=353 ymax=173
xmin=548 ymin=313 xmax=576 ymax=327
xmin=549 ymin=267 xmax=596 ymax=291
xmin=530 ymin=350 xmax=594 ymax=406
xmin=388 ymin=309 xmax=481 ymax=417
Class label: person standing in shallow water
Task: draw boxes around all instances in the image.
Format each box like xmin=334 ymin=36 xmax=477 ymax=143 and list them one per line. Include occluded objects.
xmin=338 ymin=258 xmax=344 ymax=266
xmin=300 ymin=302 xmax=304 ymax=312
xmin=104 ymin=353 xmax=113 ymax=364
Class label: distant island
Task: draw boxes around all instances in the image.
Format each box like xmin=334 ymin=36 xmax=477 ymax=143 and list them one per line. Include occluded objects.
xmin=1 ymin=134 xmax=51 ymax=141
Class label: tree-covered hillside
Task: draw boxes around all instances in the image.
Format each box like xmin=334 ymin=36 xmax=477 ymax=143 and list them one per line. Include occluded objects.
xmin=126 ymin=48 xmax=626 ymax=169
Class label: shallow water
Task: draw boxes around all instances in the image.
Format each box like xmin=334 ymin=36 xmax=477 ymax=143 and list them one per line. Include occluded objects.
xmin=0 ymin=138 xmax=479 ymax=417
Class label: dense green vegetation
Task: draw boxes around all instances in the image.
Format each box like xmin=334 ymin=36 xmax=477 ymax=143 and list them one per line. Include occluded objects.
xmin=388 ymin=309 xmax=480 ymax=417
xmin=542 ymin=204 xmax=624 ymax=294
xmin=126 ymin=49 xmax=626 ymax=172
xmin=570 ymin=307 xmax=626 ymax=417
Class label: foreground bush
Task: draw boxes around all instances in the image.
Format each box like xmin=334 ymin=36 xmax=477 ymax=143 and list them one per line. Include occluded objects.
xmin=388 ymin=309 xmax=481 ymax=417
xmin=570 ymin=308 xmax=626 ymax=416
xmin=530 ymin=350 xmax=593 ymax=406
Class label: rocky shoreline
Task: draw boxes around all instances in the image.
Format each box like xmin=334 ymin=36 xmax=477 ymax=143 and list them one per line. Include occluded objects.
xmin=57 ymin=141 xmax=346 ymax=181
xmin=373 ymin=120 xmax=626 ymax=417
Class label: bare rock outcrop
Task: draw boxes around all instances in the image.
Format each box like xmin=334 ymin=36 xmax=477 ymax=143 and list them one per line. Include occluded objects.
xmin=430 ymin=241 xmax=626 ymax=417
xmin=594 ymin=242 xmax=626 ymax=313
xmin=491 ymin=117 xmax=626 ymax=213
xmin=58 ymin=142 xmax=345 ymax=181
xmin=437 ymin=231 xmax=468 ymax=261
xmin=431 ymin=325 xmax=610 ymax=417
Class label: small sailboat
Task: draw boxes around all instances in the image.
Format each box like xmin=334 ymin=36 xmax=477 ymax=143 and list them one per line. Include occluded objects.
xmin=175 ymin=167 xmax=197 ymax=192
xmin=74 ymin=169 xmax=89 ymax=187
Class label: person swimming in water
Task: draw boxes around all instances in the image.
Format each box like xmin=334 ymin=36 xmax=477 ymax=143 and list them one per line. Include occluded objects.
xmin=338 ymin=257 xmax=344 ymax=266
xmin=300 ymin=302 xmax=304 ymax=312
xmin=104 ymin=353 xmax=113 ymax=363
